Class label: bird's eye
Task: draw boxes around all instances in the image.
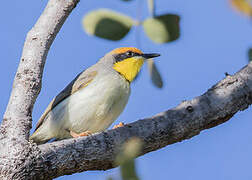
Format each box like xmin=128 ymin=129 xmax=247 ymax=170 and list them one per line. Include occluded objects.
xmin=126 ymin=51 xmax=133 ymax=57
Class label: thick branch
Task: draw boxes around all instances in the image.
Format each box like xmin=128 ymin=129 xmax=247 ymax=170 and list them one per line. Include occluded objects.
xmin=35 ymin=63 xmax=252 ymax=179
xmin=1 ymin=0 xmax=252 ymax=179
xmin=0 ymin=0 xmax=79 ymax=179
xmin=0 ymin=0 xmax=79 ymax=140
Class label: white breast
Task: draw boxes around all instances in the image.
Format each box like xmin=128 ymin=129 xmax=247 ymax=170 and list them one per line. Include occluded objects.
xmin=47 ymin=71 xmax=130 ymax=139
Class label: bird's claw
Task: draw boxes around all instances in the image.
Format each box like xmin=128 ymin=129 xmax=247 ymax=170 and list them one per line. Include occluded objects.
xmin=112 ymin=122 xmax=125 ymax=129
xmin=70 ymin=130 xmax=92 ymax=138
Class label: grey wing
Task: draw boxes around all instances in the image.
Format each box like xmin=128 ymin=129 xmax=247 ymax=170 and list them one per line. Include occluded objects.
xmin=34 ymin=69 xmax=98 ymax=131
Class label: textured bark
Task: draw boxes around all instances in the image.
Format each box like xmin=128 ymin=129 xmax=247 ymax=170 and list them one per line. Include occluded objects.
xmin=0 ymin=0 xmax=80 ymax=179
xmin=1 ymin=0 xmax=252 ymax=179
xmin=36 ymin=63 xmax=252 ymax=178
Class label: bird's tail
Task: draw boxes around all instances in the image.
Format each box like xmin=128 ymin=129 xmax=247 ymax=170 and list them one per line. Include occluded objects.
xmin=29 ymin=129 xmax=51 ymax=145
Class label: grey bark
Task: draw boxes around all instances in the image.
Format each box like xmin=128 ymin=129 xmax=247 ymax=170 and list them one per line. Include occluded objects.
xmin=37 ymin=63 xmax=252 ymax=179
xmin=1 ymin=0 xmax=252 ymax=179
xmin=0 ymin=0 xmax=80 ymax=179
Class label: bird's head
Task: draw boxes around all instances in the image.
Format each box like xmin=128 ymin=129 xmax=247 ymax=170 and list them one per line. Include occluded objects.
xmin=105 ymin=47 xmax=160 ymax=82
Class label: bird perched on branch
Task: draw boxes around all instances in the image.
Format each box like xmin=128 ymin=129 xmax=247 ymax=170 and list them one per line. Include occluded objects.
xmin=30 ymin=47 xmax=160 ymax=144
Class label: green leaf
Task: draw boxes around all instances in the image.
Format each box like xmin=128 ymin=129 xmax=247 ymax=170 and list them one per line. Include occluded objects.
xmin=147 ymin=59 xmax=163 ymax=88
xmin=143 ymin=14 xmax=180 ymax=44
xmin=82 ymin=9 xmax=134 ymax=41
xmin=248 ymin=48 xmax=252 ymax=62
xmin=116 ymin=138 xmax=142 ymax=180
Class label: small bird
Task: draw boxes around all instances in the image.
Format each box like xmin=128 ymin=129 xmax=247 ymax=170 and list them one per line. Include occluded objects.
xmin=30 ymin=47 xmax=160 ymax=144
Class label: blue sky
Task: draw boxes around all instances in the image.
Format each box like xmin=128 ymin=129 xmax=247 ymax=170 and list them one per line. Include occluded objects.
xmin=1 ymin=0 xmax=252 ymax=179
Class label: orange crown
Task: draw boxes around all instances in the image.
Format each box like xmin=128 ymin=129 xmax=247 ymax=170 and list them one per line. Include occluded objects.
xmin=110 ymin=47 xmax=143 ymax=55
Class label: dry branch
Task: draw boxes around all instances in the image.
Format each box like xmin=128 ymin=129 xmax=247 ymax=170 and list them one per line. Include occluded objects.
xmin=37 ymin=63 xmax=252 ymax=179
xmin=1 ymin=0 xmax=252 ymax=179
xmin=0 ymin=0 xmax=80 ymax=179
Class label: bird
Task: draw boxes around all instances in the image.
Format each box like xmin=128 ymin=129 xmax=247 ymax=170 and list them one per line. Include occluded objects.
xmin=30 ymin=47 xmax=160 ymax=144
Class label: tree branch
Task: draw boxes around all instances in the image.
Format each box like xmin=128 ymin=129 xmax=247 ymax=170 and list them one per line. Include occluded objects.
xmin=0 ymin=0 xmax=79 ymax=140
xmin=1 ymin=0 xmax=252 ymax=179
xmin=0 ymin=0 xmax=79 ymax=179
xmin=34 ymin=63 xmax=252 ymax=179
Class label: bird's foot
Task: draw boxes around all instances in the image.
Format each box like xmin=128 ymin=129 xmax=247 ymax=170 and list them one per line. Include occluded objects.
xmin=70 ymin=130 xmax=92 ymax=138
xmin=112 ymin=122 xmax=124 ymax=129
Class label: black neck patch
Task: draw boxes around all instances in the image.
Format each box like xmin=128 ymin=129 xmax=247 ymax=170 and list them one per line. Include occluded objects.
xmin=114 ymin=51 xmax=141 ymax=63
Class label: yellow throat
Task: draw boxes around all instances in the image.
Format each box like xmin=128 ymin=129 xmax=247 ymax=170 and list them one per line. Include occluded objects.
xmin=113 ymin=57 xmax=144 ymax=82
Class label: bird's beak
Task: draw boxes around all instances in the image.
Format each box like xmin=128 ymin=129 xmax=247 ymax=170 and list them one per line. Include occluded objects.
xmin=141 ymin=53 xmax=161 ymax=59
